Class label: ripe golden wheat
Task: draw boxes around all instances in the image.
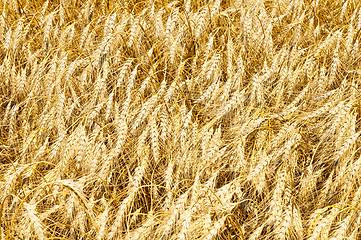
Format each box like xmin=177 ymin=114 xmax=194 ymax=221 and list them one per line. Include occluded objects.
xmin=1 ymin=0 xmax=361 ymax=239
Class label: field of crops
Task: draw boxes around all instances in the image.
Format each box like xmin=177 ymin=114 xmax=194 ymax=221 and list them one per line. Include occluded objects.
xmin=1 ymin=0 xmax=361 ymax=239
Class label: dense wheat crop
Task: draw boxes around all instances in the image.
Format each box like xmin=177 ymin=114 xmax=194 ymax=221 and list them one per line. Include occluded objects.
xmin=1 ymin=0 xmax=361 ymax=239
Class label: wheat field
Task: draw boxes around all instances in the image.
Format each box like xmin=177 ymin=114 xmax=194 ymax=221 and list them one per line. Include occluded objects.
xmin=1 ymin=0 xmax=361 ymax=239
